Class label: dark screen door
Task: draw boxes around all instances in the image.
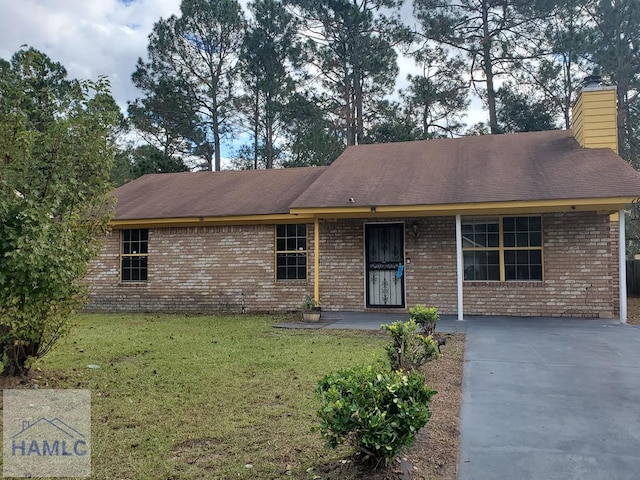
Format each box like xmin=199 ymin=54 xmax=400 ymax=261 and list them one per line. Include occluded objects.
xmin=365 ymin=223 xmax=405 ymax=308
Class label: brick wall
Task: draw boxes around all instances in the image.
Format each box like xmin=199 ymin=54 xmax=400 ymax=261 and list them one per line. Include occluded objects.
xmin=86 ymin=224 xmax=315 ymax=313
xmin=316 ymin=213 xmax=616 ymax=317
xmin=610 ymin=216 xmax=620 ymax=316
xmin=404 ymin=217 xmax=457 ymax=313
xmin=86 ymin=211 xmax=618 ymax=317
xmin=461 ymin=212 xmax=615 ymax=317
xmin=317 ymin=219 xmax=365 ymax=310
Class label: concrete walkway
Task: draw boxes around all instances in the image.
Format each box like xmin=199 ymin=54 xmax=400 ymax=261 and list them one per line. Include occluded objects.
xmin=275 ymin=311 xmax=463 ymax=331
xmin=274 ymin=310 xmax=406 ymax=330
xmin=276 ymin=313 xmax=640 ymax=479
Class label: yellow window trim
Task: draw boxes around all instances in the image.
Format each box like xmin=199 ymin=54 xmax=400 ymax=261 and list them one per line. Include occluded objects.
xmin=462 ymin=215 xmax=544 ymax=282
xmin=120 ymin=229 xmax=149 ymax=283
xmin=274 ymin=224 xmax=309 ymax=282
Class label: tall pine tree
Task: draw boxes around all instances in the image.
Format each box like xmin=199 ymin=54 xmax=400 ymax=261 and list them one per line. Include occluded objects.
xmin=413 ymin=0 xmax=551 ymax=133
xmin=288 ymin=0 xmax=411 ymax=145
xmin=239 ymin=0 xmax=301 ymax=168
xmin=131 ymin=0 xmax=245 ymax=171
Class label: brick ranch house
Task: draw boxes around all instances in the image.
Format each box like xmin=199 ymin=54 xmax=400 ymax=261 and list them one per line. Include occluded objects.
xmin=86 ymin=81 xmax=640 ymax=320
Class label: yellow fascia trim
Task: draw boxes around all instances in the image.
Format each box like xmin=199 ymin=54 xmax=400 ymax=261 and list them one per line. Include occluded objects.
xmin=110 ymin=213 xmax=316 ymax=228
xmin=375 ymin=197 xmax=636 ymax=214
xmin=289 ymin=206 xmax=375 ymax=216
xmin=291 ymin=197 xmax=637 ymax=217
xmin=110 ymin=197 xmax=637 ymax=228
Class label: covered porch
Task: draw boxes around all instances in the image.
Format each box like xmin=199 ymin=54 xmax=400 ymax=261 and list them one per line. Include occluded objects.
xmin=305 ymin=208 xmax=628 ymax=322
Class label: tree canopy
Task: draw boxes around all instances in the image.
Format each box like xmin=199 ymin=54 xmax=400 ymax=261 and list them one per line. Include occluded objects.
xmin=122 ymin=0 xmax=640 ymax=172
xmin=132 ymin=0 xmax=246 ymax=171
xmin=0 ymin=48 xmax=119 ymax=375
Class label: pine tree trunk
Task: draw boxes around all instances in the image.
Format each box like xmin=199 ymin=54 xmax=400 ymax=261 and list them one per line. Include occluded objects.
xmin=563 ymin=58 xmax=572 ymax=130
xmin=481 ymin=0 xmax=498 ymax=134
xmin=355 ymin=71 xmax=364 ymax=144
xmin=266 ymin=91 xmax=274 ymax=169
xmin=253 ymin=87 xmax=259 ymax=170
xmin=617 ymin=86 xmax=628 ymax=159
xmin=344 ymin=73 xmax=355 ymax=146
xmin=212 ymin=105 xmax=221 ymax=172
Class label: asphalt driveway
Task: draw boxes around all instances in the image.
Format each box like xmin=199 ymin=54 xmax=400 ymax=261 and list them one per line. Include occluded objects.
xmin=458 ymin=317 xmax=640 ymax=480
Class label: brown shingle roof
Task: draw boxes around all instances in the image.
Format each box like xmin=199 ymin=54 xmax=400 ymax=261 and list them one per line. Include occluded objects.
xmin=291 ymin=130 xmax=640 ymax=208
xmin=115 ymin=166 xmax=328 ymax=220
xmin=114 ymin=131 xmax=640 ymax=221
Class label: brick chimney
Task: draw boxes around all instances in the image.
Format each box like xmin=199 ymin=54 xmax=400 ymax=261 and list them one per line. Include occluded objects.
xmin=571 ymin=74 xmax=618 ymax=154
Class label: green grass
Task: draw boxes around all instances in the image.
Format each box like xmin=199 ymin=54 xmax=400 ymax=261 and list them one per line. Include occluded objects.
xmin=30 ymin=314 xmax=388 ymax=479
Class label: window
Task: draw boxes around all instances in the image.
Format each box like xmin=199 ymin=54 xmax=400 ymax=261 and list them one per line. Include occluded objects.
xmin=276 ymin=224 xmax=307 ymax=280
xmin=463 ymin=216 xmax=542 ymax=281
xmin=121 ymin=229 xmax=148 ymax=281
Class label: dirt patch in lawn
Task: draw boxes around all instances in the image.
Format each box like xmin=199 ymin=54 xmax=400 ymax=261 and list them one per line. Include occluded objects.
xmin=171 ymin=437 xmax=227 ymax=466
xmin=309 ymin=333 xmax=465 ymax=480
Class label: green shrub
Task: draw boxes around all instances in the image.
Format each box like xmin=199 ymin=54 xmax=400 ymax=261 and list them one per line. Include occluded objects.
xmin=382 ymin=319 xmax=440 ymax=371
xmin=409 ymin=305 xmax=439 ymax=334
xmin=315 ymin=364 xmax=436 ymax=467
xmin=301 ymin=294 xmax=320 ymax=312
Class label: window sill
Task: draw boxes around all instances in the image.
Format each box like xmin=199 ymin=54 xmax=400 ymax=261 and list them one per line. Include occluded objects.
xmin=119 ymin=281 xmax=148 ymax=287
xmin=464 ymin=280 xmax=544 ymax=287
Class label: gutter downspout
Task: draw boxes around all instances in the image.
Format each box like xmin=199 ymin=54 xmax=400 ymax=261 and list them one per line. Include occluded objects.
xmin=619 ymin=209 xmax=627 ymax=323
xmin=456 ymin=215 xmax=464 ymax=320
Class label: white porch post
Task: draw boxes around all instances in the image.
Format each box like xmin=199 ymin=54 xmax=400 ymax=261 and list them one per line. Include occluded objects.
xmin=456 ymin=215 xmax=464 ymax=320
xmin=619 ymin=209 xmax=627 ymax=323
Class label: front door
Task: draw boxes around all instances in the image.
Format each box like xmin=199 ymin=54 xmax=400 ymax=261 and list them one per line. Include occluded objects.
xmin=365 ymin=223 xmax=405 ymax=308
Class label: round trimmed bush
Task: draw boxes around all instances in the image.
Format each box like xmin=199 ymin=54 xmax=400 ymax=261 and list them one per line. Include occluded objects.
xmin=315 ymin=363 xmax=436 ymax=467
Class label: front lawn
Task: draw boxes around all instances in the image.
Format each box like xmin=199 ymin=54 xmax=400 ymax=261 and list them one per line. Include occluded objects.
xmin=16 ymin=314 xmax=389 ymax=479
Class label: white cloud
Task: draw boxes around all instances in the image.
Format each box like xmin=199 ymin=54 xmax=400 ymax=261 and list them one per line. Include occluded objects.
xmin=0 ymin=0 xmax=181 ymax=111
